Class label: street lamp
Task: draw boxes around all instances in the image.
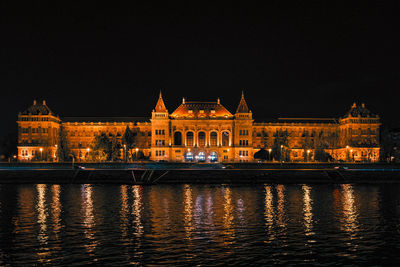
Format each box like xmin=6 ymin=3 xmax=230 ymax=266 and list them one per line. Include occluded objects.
xmin=307 ymin=149 xmax=311 ymax=162
xmin=280 ymin=145 xmax=283 ymax=163
xmin=268 ymin=148 xmax=272 ymax=161
xmin=350 ymin=149 xmax=353 ymax=162
xmin=123 ymin=144 xmax=126 ymax=162
xmin=135 ymin=148 xmax=139 ymax=161
xmin=39 ymin=148 xmax=43 ymax=161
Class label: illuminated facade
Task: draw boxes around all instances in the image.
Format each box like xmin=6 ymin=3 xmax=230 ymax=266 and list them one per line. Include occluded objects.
xmin=17 ymin=93 xmax=381 ymax=162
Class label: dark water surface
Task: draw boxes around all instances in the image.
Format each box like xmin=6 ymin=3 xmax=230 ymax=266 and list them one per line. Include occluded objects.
xmin=1 ymin=183 xmax=400 ymax=266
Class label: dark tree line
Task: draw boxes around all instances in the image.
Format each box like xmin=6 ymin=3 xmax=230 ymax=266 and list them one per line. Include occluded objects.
xmin=56 ymin=126 xmax=147 ymax=162
xmin=254 ymin=129 xmax=333 ymax=162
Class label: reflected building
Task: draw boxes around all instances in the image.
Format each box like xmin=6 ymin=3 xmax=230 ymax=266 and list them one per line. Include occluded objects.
xmin=302 ymin=185 xmax=314 ymax=236
xmin=17 ymin=94 xmax=380 ymax=163
xmin=36 ymin=184 xmax=48 ymax=246
xmin=183 ymin=184 xmax=194 ymax=239
xmin=132 ymin=185 xmax=143 ymax=238
xmin=81 ymin=184 xmax=97 ymax=255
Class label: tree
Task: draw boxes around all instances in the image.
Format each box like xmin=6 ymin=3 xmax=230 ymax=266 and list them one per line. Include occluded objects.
xmin=0 ymin=132 xmax=17 ymax=161
xmin=89 ymin=133 xmax=111 ymax=162
xmin=57 ymin=125 xmax=70 ymax=162
xmin=254 ymin=148 xmax=268 ymax=161
xmin=122 ymin=126 xmax=135 ymax=161
xmin=272 ymin=130 xmax=290 ymax=162
xmin=313 ymin=131 xmax=332 ymax=162
xmin=301 ymin=131 xmax=313 ymax=162
xmin=110 ymin=134 xmax=121 ymax=161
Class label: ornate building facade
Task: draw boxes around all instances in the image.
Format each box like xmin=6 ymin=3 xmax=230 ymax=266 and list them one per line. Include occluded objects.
xmin=17 ymin=93 xmax=381 ymax=162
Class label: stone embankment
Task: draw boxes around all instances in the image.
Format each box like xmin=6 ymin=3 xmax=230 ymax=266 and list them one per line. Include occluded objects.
xmin=1 ymin=162 xmax=400 ymax=184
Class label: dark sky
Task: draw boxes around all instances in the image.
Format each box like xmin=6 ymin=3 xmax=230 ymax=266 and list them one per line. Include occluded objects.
xmin=1 ymin=2 xmax=399 ymax=138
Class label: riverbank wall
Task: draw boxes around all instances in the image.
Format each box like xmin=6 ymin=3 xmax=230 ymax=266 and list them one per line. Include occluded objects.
xmin=1 ymin=162 xmax=400 ymax=184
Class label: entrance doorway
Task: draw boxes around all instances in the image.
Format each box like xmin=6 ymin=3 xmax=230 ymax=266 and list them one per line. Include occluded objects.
xmin=209 ymin=151 xmax=218 ymax=162
xmin=197 ymin=152 xmax=206 ymax=162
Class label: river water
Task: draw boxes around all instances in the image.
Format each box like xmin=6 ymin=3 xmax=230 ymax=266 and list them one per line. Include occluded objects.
xmin=0 ymin=183 xmax=400 ymax=266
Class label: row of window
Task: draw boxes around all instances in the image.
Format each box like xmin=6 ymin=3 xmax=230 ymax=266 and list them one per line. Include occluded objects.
xmin=239 ymin=140 xmax=249 ymax=146
xmin=239 ymin=150 xmax=249 ymax=156
xmin=21 ymin=150 xmax=37 ymax=156
xmin=155 ymin=129 xmax=165 ymax=135
xmin=155 ymin=140 xmax=165 ymax=146
xmin=155 ymin=150 xmax=165 ymax=156
xmin=19 ymin=117 xmax=54 ymax=121
xmin=239 ymin=130 xmax=249 ymax=135
xmin=21 ymin=128 xmax=49 ymax=133
xmin=69 ymin=131 xmax=151 ymax=137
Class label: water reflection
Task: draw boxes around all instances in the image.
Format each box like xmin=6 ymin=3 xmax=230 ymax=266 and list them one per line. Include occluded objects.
xmin=264 ymin=185 xmax=275 ymax=241
xmin=341 ymin=184 xmax=359 ymax=235
xmin=132 ymin=185 xmax=143 ymax=238
xmin=183 ymin=184 xmax=194 ymax=239
xmin=81 ymin=184 xmax=97 ymax=255
xmin=51 ymin=185 xmax=62 ymax=252
xmin=3 ymin=184 xmax=400 ymax=265
xmin=120 ymin=185 xmax=129 ymax=242
xmin=302 ymin=185 xmax=314 ymax=236
xmin=36 ymin=184 xmax=48 ymax=245
xmin=36 ymin=184 xmax=51 ymax=262
xmin=222 ymin=187 xmax=235 ymax=245
xmin=276 ymin=185 xmax=286 ymax=229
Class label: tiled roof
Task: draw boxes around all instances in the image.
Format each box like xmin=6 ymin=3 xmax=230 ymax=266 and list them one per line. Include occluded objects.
xmin=20 ymin=100 xmax=55 ymax=116
xmin=154 ymin=91 xmax=168 ymax=112
xmin=62 ymin=117 xmax=149 ymax=123
xmin=171 ymin=100 xmax=233 ymax=119
xmin=276 ymin=118 xmax=338 ymax=124
xmin=236 ymin=92 xmax=250 ymax=113
xmin=344 ymin=103 xmax=377 ymax=118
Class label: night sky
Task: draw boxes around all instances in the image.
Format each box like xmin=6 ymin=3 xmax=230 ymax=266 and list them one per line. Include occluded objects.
xmin=1 ymin=2 xmax=399 ymax=139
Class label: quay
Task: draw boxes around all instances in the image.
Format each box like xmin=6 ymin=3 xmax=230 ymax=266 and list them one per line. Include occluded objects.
xmin=1 ymin=163 xmax=400 ymax=184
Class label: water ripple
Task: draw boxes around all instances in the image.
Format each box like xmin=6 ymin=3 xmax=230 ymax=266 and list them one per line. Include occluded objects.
xmin=0 ymin=183 xmax=400 ymax=265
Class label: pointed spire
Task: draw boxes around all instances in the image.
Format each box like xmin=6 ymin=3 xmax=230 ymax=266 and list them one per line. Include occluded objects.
xmin=154 ymin=90 xmax=168 ymax=112
xmin=217 ymin=97 xmax=220 ymax=104
xmin=236 ymin=91 xmax=249 ymax=113
xmin=182 ymin=97 xmax=186 ymax=104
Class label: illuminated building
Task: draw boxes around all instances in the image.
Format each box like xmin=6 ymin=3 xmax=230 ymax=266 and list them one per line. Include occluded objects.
xmin=17 ymin=93 xmax=380 ymax=162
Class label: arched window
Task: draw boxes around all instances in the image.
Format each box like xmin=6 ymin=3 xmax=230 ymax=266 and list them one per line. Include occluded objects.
xmin=210 ymin=132 xmax=218 ymax=146
xmin=222 ymin=131 xmax=230 ymax=146
xmin=174 ymin=131 xmax=182 ymax=146
xmin=186 ymin=132 xmax=194 ymax=146
xmin=198 ymin=131 xmax=206 ymax=146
